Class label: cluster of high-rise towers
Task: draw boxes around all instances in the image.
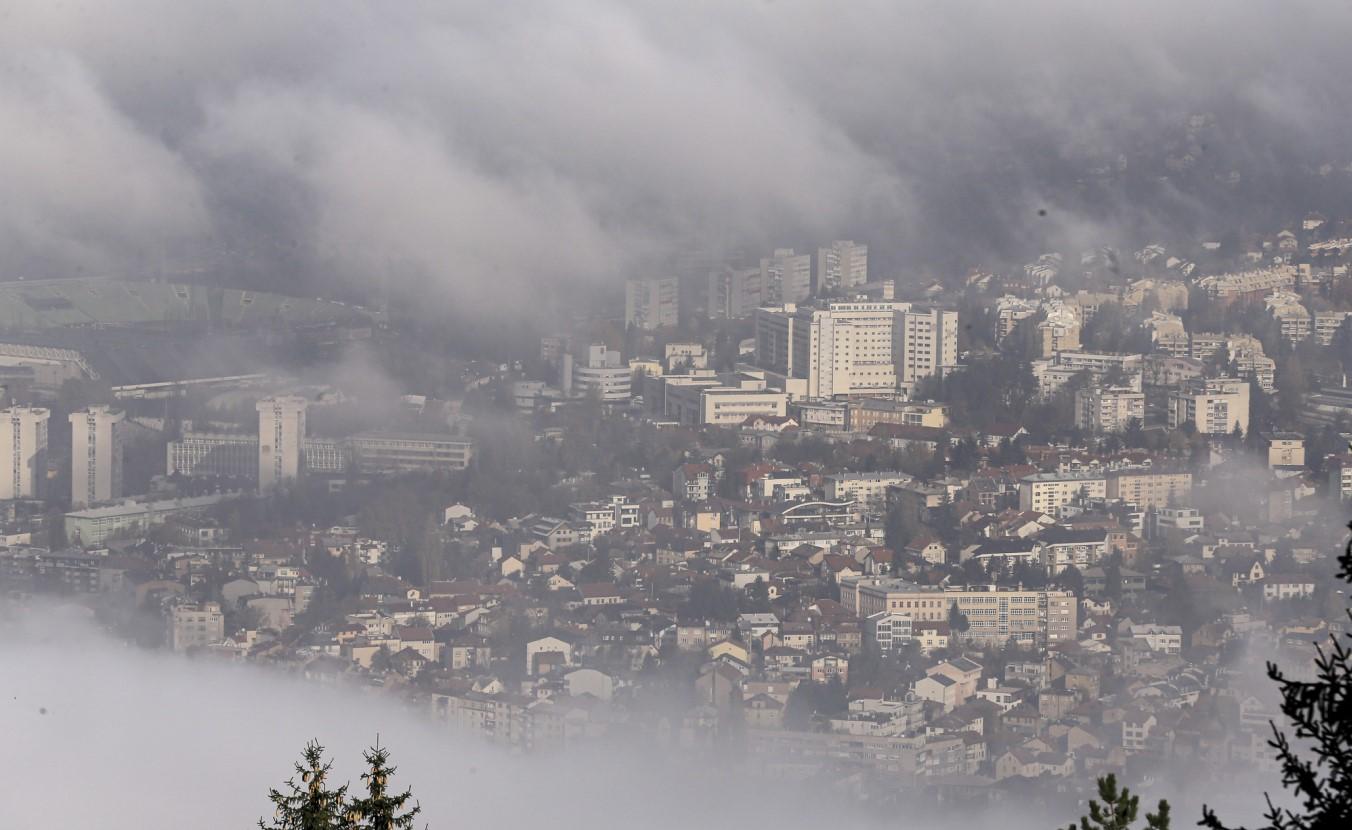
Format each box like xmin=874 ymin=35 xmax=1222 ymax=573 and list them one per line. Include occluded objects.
xmin=0 ymin=396 xmax=308 ymax=507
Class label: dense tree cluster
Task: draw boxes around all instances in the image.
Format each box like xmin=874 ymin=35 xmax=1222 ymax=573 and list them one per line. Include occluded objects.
xmin=260 ymin=742 xmax=420 ymax=830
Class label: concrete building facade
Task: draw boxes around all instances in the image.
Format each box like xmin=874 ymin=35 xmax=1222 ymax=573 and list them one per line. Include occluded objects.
xmin=625 ymin=277 xmax=679 ymax=330
xmin=816 ymin=240 xmax=868 ymax=292
xmin=257 ymin=396 xmax=307 ymax=492
xmin=69 ymin=406 xmax=124 ymax=507
xmin=1168 ymin=378 xmax=1250 ymax=435
xmin=1018 ymin=473 xmax=1108 ymax=514
xmin=1074 ymin=386 xmax=1145 ymax=433
xmin=841 ymin=578 xmax=1077 ymax=647
xmin=0 ymin=405 xmax=50 ymax=501
xmin=761 ymin=248 xmax=813 ymax=305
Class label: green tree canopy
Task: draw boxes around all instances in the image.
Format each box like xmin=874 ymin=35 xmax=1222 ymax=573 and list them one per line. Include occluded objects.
xmin=259 ymin=741 xmax=350 ymax=830
xmin=1066 ymin=774 xmax=1169 ymax=830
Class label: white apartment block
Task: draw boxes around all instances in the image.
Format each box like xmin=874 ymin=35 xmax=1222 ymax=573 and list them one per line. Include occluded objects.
xmin=0 ymin=405 xmax=50 ymax=500
xmin=1168 ymin=377 xmax=1250 ymax=435
xmin=864 ymin=611 xmax=912 ymax=654
xmin=1151 ymin=507 xmax=1204 ymax=537
xmin=754 ymin=300 xmax=958 ymax=398
xmin=625 ymin=277 xmax=679 ymax=330
xmin=1052 ymin=350 xmax=1144 ymax=380
xmin=803 ymin=301 xmax=906 ymax=397
xmin=761 ymin=248 xmax=813 ymax=305
xmin=69 ymin=406 xmax=124 ymax=507
xmin=1018 ymin=473 xmax=1107 ymax=514
xmin=1128 ymin=624 xmax=1183 ymax=655
xmin=899 ymin=307 xmax=959 ymax=388
xmin=1074 ymin=386 xmax=1145 ymax=433
xmin=824 ymin=472 xmax=913 ymax=516
xmin=699 ymin=386 xmax=788 ymax=426
xmin=816 ymin=240 xmax=868 ymax=292
xmin=1033 ymin=351 xmax=1143 ymax=398
xmin=569 ymin=495 xmax=642 ymax=539
xmin=257 ymin=396 xmax=307 ymax=492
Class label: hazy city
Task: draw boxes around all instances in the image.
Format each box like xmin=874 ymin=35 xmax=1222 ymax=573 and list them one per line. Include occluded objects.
xmin=6 ymin=3 xmax=1352 ymax=829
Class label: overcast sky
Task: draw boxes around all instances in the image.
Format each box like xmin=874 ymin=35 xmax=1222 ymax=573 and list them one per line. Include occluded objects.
xmin=5 ymin=1 xmax=1352 ymax=309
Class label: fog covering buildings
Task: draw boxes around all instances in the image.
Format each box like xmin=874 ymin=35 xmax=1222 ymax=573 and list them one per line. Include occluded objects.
xmin=7 ymin=3 xmax=1352 ymax=829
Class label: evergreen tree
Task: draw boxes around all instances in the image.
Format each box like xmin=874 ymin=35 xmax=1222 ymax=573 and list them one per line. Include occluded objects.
xmin=1103 ymin=553 xmax=1124 ymax=602
xmin=1200 ymin=520 xmax=1352 ymax=830
xmin=347 ymin=744 xmax=422 ymax=830
xmin=259 ymin=741 xmax=350 ymax=830
xmin=1066 ymin=774 xmax=1170 ymax=830
xmin=947 ymin=602 xmax=971 ymax=634
xmin=1054 ymin=564 xmax=1085 ymax=597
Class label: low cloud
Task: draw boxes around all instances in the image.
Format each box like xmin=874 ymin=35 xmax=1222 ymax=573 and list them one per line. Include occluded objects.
xmin=0 ymin=50 xmax=208 ymax=279
xmin=3 ymin=1 xmax=1352 ymax=310
xmin=1 ymin=603 xmax=1285 ymax=830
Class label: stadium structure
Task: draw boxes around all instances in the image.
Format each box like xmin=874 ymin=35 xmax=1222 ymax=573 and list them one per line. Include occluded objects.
xmin=0 ymin=278 xmax=378 ymax=331
xmin=0 ymin=278 xmax=381 ymax=398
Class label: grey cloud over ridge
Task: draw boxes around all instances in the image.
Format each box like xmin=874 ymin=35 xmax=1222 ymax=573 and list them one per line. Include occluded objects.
xmin=3 ymin=1 xmax=1352 ymax=308
xmin=0 ymin=50 xmax=208 ymax=278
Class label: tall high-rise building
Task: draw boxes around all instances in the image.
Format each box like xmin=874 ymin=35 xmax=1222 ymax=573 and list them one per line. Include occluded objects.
xmin=816 ymin=240 xmax=868 ymax=293
xmin=0 ymin=405 xmax=50 ymax=500
xmin=754 ymin=300 xmax=959 ymax=398
xmin=898 ymin=307 xmax=959 ymax=389
xmin=1168 ymin=377 xmax=1250 ymax=436
xmin=257 ymin=396 xmax=307 ymax=492
xmin=706 ymin=265 xmax=763 ymax=319
xmin=760 ymin=249 xmax=813 ymax=305
xmin=625 ymin=277 xmax=679 ymax=330
xmin=69 ymin=406 xmax=124 ymax=507
xmin=755 ymin=299 xmax=907 ymax=398
xmin=1074 ymin=386 xmax=1145 ymax=433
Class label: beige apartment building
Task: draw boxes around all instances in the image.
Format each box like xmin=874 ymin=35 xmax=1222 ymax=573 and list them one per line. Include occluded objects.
xmin=840 ymin=577 xmax=1077 ymax=647
xmin=847 ymin=398 xmax=949 ymax=432
xmin=1105 ymin=468 xmax=1192 ymax=510
xmin=1018 ymin=473 xmax=1107 ymax=514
